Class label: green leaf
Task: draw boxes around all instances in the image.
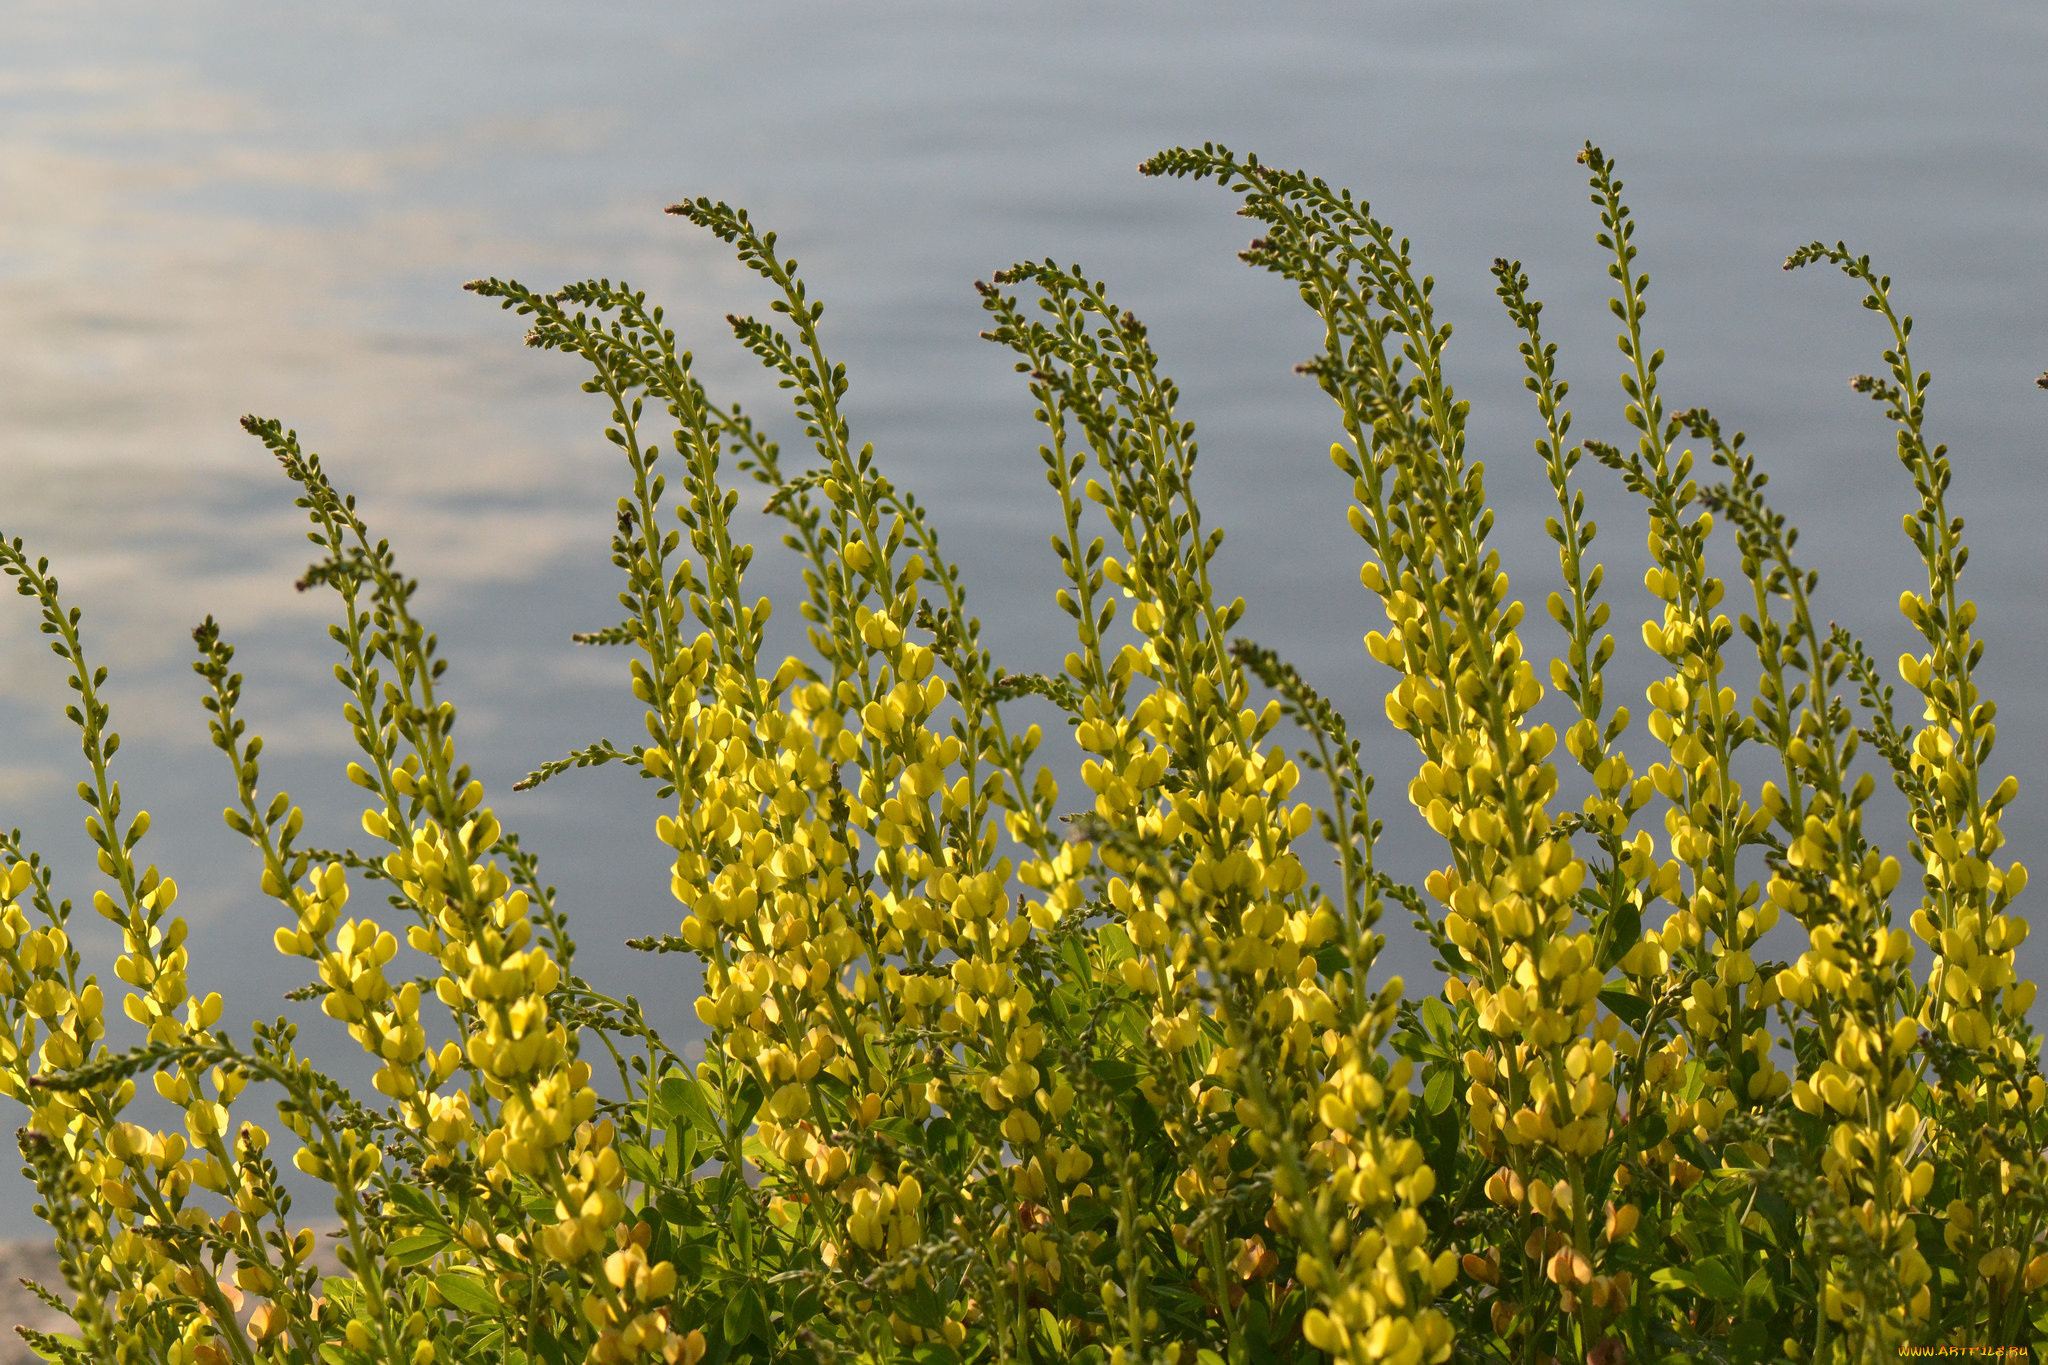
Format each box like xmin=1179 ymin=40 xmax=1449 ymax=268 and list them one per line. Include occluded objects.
xmin=385 ymin=1231 xmax=449 ymax=1268
xmin=663 ymin=1120 xmax=696 ymax=1180
xmin=727 ymin=1074 xmax=764 ymax=1133
xmin=658 ymin=1073 xmax=719 ymax=1140
xmin=387 ymin=1185 xmax=437 ymax=1219
xmin=1423 ymin=1067 xmax=1455 ymax=1115
xmin=925 ymin=1114 xmax=967 ymax=1176
xmin=620 ymin=1139 xmax=662 ymax=1186
xmin=1728 ymin=1320 xmax=1772 ymax=1358
xmin=873 ymin=1116 xmax=922 ymax=1146
xmin=656 ymin=1189 xmax=695 ymax=1228
xmin=723 ymin=1281 xmax=766 ymax=1345
xmin=1595 ymin=897 xmax=1642 ymax=971
xmin=729 ymin=1200 xmax=753 ymax=1259
xmin=1059 ymin=934 xmax=1092 ymax=984
xmin=1598 ymin=985 xmax=1650 ymax=1030
xmin=1415 ymin=1087 xmax=1460 ymax=1192
xmin=1388 ymin=1030 xmax=1429 ymax=1063
xmin=1420 ymin=995 xmax=1455 ymax=1043
xmin=1090 ymin=1057 xmax=1143 ymax=1090
xmin=532 ymin=1326 xmax=569 ymax=1365
xmin=893 ymin=1276 xmax=949 ymax=1329
xmin=1652 ymin=1256 xmax=1742 ymax=1302
xmin=434 ymin=1270 xmax=500 ymax=1316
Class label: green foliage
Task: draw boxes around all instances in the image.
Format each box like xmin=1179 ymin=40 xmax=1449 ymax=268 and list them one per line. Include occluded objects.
xmin=2 ymin=143 xmax=2044 ymax=1365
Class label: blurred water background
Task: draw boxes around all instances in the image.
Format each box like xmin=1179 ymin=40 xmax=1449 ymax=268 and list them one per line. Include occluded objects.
xmin=0 ymin=0 xmax=2045 ymax=1237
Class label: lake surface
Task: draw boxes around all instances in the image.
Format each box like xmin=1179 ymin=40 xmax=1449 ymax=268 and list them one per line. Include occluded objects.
xmin=1 ymin=0 xmax=2044 ymax=1234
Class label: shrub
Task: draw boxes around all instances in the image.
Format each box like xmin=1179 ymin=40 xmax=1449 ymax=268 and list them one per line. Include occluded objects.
xmin=2 ymin=141 xmax=2042 ymax=1365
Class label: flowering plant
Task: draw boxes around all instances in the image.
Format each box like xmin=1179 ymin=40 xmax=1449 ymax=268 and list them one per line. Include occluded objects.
xmin=3 ymin=143 xmax=2042 ymax=1365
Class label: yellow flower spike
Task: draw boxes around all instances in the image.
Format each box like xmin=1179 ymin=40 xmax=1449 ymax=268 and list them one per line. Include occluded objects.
xmin=9 ymin=153 xmax=2047 ymax=1365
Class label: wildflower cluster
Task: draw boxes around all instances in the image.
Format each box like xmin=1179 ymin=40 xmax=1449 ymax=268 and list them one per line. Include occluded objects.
xmin=2 ymin=138 xmax=2042 ymax=1365
xmin=1136 ymin=141 xmax=2047 ymax=1361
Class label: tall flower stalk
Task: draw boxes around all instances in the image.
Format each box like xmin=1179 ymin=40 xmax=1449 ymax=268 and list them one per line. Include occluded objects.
xmin=0 ymin=141 xmax=2039 ymax=1365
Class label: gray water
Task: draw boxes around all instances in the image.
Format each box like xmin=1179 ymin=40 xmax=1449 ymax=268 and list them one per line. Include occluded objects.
xmin=1 ymin=1 xmax=2044 ymax=1236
